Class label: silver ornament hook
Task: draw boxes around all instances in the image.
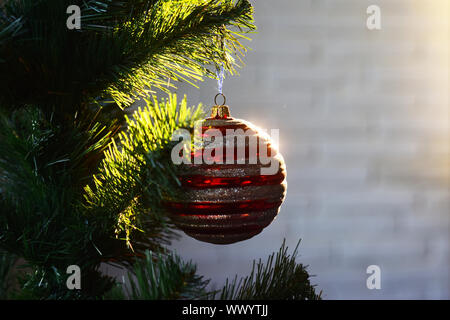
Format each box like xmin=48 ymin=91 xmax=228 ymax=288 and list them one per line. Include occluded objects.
xmin=214 ymin=93 xmax=226 ymax=106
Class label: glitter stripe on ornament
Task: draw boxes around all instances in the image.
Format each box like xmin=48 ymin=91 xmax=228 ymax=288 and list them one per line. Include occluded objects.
xmin=178 ymin=161 xmax=286 ymax=178
xmin=172 ymin=209 xmax=278 ymax=231
xmin=165 ymin=199 xmax=283 ymax=215
xmin=173 ymin=184 xmax=286 ymax=202
xmin=178 ymin=171 xmax=285 ymax=188
xmin=169 ymin=209 xmax=279 ymax=244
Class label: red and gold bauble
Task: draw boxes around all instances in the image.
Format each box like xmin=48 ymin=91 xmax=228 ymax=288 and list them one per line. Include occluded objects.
xmin=165 ymin=98 xmax=287 ymax=244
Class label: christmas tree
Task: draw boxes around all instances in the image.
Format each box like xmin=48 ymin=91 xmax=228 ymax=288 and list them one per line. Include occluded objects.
xmin=0 ymin=0 xmax=320 ymax=300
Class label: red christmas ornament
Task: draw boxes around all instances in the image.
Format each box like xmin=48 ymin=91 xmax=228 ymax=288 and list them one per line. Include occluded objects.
xmin=165 ymin=95 xmax=287 ymax=244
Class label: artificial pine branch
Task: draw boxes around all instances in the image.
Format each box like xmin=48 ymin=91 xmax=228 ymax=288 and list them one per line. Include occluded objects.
xmin=103 ymin=241 xmax=321 ymax=300
xmin=0 ymin=250 xmax=17 ymax=299
xmin=0 ymin=95 xmax=204 ymax=298
xmin=0 ymin=107 xmax=118 ymax=298
xmin=123 ymin=250 xmax=210 ymax=300
xmin=0 ymin=0 xmax=255 ymax=113
xmin=215 ymin=240 xmax=322 ymax=300
xmin=83 ymin=94 xmax=204 ymax=261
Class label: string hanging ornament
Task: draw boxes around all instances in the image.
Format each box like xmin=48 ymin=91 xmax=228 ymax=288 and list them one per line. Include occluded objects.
xmin=165 ymin=52 xmax=287 ymax=245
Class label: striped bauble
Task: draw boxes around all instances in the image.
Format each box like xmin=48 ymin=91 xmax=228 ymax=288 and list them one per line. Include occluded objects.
xmin=165 ymin=104 xmax=287 ymax=244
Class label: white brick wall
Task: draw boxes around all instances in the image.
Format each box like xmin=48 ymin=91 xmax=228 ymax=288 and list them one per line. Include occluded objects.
xmin=111 ymin=0 xmax=450 ymax=299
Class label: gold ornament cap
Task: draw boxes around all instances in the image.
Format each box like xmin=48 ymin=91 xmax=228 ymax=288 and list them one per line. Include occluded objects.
xmin=210 ymin=93 xmax=231 ymax=119
xmin=210 ymin=105 xmax=231 ymax=119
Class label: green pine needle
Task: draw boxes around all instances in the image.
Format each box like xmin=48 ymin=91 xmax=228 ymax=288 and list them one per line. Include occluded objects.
xmin=83 ymin=93 xmax=204 ymax=256
xmin=0 ymin=250 xmax=17 ymax=299
xmin=0 ymin=0 xmax=255 ymax=111
xmin=104 ymin=240 xmax=321 ymax=300
xmin=122 ymin=250 xmax=210 ymax=300
xmin=215 ymin=240 xmax=322 ymax=300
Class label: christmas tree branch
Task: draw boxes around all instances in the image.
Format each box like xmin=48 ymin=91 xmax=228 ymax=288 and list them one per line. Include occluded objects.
xmin=0 ymin=96 xmax=204 ymax=298
xmin=0 ymin=107 xmax=112 ymax=267
xmin=104 ymin=240 xmax=321 ymax=300
xmin=82 ymin=94 xmax=204 ymax=259
xmin=0 ymin=0 xmax=255 ymax=111
xmin=0 ymin=250 xmax=17 ymax=299
xmin=214 ymin=240 xmax=322 ymax=300
xmin=122 ymin=250 xmax=210 ymax=300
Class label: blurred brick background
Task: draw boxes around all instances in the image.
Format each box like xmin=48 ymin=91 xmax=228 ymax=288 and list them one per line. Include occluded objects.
xmin=103 ymin=0 xmax=449 ymax=299
xmin=164 ymin=0 xmax=450 ymax=299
